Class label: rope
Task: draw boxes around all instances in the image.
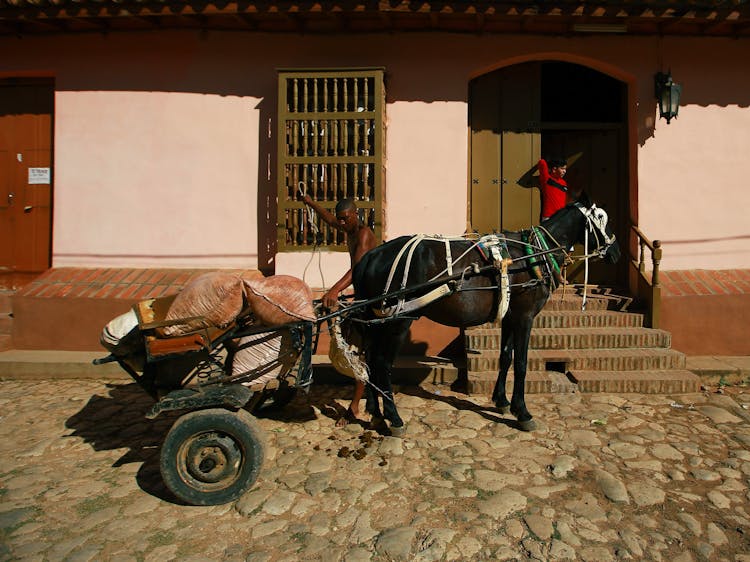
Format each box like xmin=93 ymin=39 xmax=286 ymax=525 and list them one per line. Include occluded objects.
xmin=243 ymin=284 xmax=316 ymax=322
xmin=298 ymin=182 xmax=326 ymax=290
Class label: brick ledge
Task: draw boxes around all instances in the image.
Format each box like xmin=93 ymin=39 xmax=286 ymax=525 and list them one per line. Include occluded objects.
xmin=15 ymin=268 xmax=262 ymax=300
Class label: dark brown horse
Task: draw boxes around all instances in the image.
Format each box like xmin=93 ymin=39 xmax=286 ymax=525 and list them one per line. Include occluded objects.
xmin=351 ymin=193 xmax=620 ymax=434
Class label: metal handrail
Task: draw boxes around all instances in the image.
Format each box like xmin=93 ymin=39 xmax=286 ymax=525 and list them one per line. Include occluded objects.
xmin=630 ymin=225 xmax=662 ymax=328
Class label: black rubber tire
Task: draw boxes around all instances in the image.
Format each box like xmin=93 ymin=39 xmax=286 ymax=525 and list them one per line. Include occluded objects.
xmin=160 ymin=408 xmax=265 ymax=506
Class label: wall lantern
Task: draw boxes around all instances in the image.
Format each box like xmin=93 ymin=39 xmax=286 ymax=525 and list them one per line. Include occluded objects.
xmin=654 ymin=71 xmax=682 ymax=124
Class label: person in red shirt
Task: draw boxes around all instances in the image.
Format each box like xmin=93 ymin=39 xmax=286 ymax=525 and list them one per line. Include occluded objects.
xmin=538 ymin=157 xmax=570 ymax=221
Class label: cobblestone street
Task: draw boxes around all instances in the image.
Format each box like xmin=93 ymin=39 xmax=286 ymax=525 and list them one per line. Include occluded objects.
xmin=2 ymin=377 xmax=750 ymax=561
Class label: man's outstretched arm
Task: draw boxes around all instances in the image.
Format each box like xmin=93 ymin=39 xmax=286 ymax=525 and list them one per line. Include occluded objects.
xmin=303 ymin=195 xmax=339 ymax=228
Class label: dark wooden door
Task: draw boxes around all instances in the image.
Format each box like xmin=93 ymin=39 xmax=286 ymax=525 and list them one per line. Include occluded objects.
xmin=470 ymin=62 xmax=627 ymax=287
xmin=470 ymin=63 xmax=541 ymax=234
xmin=0 ymin=79 xmax=53 ymax=272
xmin=542 ymin=128 xmax=625 ymax=286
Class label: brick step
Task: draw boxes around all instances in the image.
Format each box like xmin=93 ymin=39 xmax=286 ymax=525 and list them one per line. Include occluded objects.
xmin=466 ymin=368 xmax=701 ymax=395
xmin=466 ymin=327 xmax=671 ymax=352
xmin=0 ymin=290 xmax=13 ymax=314
xmin=535 ymin=309 xmax=645 ymax=329
xmin=568 ymin=369 xmax=702 ymax=394
xmin=466 ymin=370 xmax=577 ymax=395
xmin=473 ymin=309 xmax=645 ymax=330
xmin=542 ymin=294 xmax=612 ymax=312
xmin=544 ymin=286 xmax=631 ymax=307
xmin=0 ymin=290 xmax=13 ymax=344
xmin=467 ymin=348 xmax=686 ymax=373
xmin=0 ymin=314 xmax=12 ymax=336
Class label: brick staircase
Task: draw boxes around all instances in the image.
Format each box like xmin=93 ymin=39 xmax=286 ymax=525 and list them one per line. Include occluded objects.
xmin=464 ymin=286 xmax=701 ymax=395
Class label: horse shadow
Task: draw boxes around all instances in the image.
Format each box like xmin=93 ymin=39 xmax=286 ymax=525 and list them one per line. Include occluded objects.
xmin=64 ymin=382 xmax=186 ymax=504
xmin=397 ymin=384 xmax=521 ymax=430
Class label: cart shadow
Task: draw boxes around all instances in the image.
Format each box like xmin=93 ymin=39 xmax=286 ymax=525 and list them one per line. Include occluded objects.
xmin=64 ymin=382 xmax=188 ymax=504
xmin=254 ymin=383 xmax=369 ymax=427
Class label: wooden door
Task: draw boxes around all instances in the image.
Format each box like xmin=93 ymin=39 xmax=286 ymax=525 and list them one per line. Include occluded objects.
xmin=469 ymin=72 xmax=501 ymax=234
xmin=0 ymin=79 xmax=53 ymax=272
xmin=470 ymin=64 xmax=541 ymax=234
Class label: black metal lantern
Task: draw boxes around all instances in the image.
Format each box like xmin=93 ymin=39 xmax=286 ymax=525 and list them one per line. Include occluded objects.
xmin=655 ymin=71 xmax=682 ymax=124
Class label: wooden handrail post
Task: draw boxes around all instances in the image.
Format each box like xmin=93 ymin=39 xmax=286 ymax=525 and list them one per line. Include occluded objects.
xmin=639 ymin=240 xmax=646 ymax=274
xmin=652 ymin=240 xmax=662 ymax=287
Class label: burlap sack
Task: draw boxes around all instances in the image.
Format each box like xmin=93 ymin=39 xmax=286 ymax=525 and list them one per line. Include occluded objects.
xmin=100 ymin=308 xmax=145 ymax=372
xmin=231 ymin=330 xmax=299 ymax=385
xmin=159 ymin=272 xmax=244 ymax=337
xmin=328 ymin=320 xmax=369 ymax=382
xmin=242 ymin=275 xmax=315 ymax=326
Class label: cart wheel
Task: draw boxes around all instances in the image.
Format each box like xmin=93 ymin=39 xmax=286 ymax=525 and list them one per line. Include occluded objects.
xmin=160 ymin=408 xmax=265 ymax=506
xmin=250 ymin=379 xmax=298 ymax=414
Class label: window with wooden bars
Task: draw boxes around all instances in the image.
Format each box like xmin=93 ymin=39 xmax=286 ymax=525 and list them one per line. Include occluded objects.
xmin=277 ymin=68 xmax=385 ymax=252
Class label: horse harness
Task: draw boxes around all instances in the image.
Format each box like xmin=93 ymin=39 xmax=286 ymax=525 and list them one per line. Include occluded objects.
xmin=369 ymin=202 xmax=616 ymax=321
xmin=373 ymin=234 xmax=512 ymax=323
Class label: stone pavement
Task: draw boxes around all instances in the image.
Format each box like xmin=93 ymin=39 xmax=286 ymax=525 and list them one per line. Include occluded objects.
xmin=2 ymin=375 xmax=750 ymax=562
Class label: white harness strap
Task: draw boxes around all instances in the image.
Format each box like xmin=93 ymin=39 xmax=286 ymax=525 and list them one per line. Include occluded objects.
xmin=376 ymin=235 xmax=458 ymax=317
xmin=374 ymin=284 xmax=454 ymax=318
xmin=445 ymin=238 xmax=453 ymax=277
xmin=481 ymin=234 xmax=511 ymax=322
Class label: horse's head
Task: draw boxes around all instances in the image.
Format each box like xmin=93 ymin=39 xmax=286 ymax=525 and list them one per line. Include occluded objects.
xmin=574 ymin=195 xmax=621 ymax=264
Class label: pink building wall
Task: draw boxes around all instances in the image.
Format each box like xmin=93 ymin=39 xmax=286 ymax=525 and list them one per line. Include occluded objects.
xmin=3 ymin=32 xmax=748 ymax=286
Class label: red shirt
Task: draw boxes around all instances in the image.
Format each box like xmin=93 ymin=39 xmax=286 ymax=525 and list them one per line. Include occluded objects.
xmin=538 ymin=159 xmax=568 ymax=219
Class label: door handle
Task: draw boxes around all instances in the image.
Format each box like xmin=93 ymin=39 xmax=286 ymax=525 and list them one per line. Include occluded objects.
xmin=7 ymin=192 xmax=13 ymax=205
xmin=24 ymin=206 xmax=33 ymax=213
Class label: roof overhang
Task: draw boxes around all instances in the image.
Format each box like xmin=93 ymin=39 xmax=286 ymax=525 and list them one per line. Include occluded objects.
xmin=1 ymin=1 xmax=749 ymax=38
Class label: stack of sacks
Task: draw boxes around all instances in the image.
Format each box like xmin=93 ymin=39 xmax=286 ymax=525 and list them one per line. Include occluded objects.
xmin=158 ymin=272 xmax=246 ymax=337
xmin=231 ymin=275 xmax=316 ymax=384
xmin=99 ymin=270 xmax=318 ymax=386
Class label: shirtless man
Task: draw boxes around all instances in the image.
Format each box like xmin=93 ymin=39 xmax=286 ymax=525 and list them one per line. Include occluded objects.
xmin=302 ymin=195 xmax=377 ymax=425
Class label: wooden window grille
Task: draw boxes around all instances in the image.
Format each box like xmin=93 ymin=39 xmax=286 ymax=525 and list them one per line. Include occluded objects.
xmin=277 ymin=68 xmax=385 ymax=251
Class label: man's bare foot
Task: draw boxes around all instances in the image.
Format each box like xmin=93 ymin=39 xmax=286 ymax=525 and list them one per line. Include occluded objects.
xmin=335 ymin=407 xmax=363 ymax=427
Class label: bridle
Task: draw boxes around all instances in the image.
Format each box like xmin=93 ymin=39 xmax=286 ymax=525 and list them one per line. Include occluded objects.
xmin=574 ymin=201 xmax=617 ymax=310
xmin=575 ymin=202 xmax=616 ymax=258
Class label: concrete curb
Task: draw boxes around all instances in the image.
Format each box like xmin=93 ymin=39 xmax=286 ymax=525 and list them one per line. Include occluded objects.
xmin=1 ymin=350 xmax=747 ymax=392
xmin=0 ymin=350 xmax=458 ymax=386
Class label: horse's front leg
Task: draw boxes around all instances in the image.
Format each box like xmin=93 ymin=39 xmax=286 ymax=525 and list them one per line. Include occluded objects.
xmin=509 ymin=317 xmax=536 ymax=431
xmin=492 ymin=320 xmax=513 ymax=414
xmin=366 ymin=322 xmax=408 ymax=436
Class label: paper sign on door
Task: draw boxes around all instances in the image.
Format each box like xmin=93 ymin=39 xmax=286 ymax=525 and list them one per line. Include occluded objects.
xmin=28 ymin=167 xmax=51 ymax=185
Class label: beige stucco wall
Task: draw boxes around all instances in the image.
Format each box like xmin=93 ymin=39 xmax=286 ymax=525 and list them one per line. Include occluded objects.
xmin=53 ymin=90 xmax=260 ymax=268
xmin=639 ymin=104 xmax=750 ymax=269
xmin=3 ymin=32 xmax=748 ymax=284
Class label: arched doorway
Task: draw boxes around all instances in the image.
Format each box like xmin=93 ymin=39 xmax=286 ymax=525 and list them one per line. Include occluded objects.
xmin=469 ymin=61 xmax=627 ymax=286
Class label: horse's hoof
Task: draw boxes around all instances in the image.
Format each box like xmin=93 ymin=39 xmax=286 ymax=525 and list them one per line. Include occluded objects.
xmin=496 ymin=405 xmax=511 ymax=415
xmin=370 ymin=416 xmax=387 ymax=432
xmin=389 ymin=424 xmax=406 ymax=438
xmin=518 ymin=418 xmax=537 ymax=432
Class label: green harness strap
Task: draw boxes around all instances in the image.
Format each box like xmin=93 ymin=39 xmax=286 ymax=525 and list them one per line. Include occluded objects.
xmin=535 ymin=227 xmax=563 ymax=275
xmin=523 ymin=227 xmax=562 ymax=280
xmin=522 ymin=230 xmax=544 ymax=280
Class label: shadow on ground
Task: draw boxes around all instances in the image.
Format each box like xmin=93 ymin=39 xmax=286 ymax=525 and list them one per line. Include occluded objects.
xmin=64 ymin=382 xmax=185 ymax=504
